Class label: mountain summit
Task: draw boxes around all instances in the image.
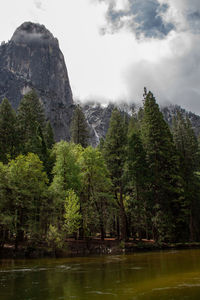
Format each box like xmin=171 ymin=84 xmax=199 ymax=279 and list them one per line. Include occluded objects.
xmin=11 ymin=22 xmax=58 ymax=45
xmin=0 ymin=22 xmax=74 ymax=141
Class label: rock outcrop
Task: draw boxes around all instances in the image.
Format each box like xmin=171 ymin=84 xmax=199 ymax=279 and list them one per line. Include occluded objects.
xmin=82 ymin=102 xmax=200 ymax=146
xmin=161 ymin=104 xmax=200 ymax=137
xmin=82 ymin=103 xmax=115 ymax=147
xmin=82 ymin=102 xmax=136 ymax=147
xmin=0 ymin=22 xmax=74 ymax=141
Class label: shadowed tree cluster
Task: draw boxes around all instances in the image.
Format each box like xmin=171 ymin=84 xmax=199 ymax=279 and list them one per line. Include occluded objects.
xmin=1 ymin=89 xmax=200 ymax=250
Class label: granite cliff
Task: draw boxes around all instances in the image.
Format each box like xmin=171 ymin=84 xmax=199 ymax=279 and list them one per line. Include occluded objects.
xmin=0 ymin=22 xmax=74 ymax=141
xmin=1 ymin=22 xmax=200 ymax=145
xmin=82 ymin=102 xmax=200 ymax=146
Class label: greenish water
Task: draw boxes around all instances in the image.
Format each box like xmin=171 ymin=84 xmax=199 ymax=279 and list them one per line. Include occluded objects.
xmin=1 ymin=249 xmax=200 ymax=300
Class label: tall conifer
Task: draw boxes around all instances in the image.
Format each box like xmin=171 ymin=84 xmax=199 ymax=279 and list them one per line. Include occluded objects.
xmin=0 ymin=98 xmax=18 ymax=163
xmin=141 ymin=91 xmax=183 ymax=242
xmin=103 ymin=108 xmax=127 ymax=240
xmin=45 ymin=121 xmax=55 ymax=149
xmin=125 ymin=120 xmax=149 ymax=239
xmin=17 ymin=90 xmax=47 ymax=160
xmin=172 ymin=112 xmax=200 ymax=241
xmin=70 ymin=105 xmax=89 ymax=148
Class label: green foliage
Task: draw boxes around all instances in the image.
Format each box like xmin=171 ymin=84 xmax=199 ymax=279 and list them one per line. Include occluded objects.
xmin=70 ymin=104 xmax=89 ymax=148
xmin=0 ymin=162 xmax=13 ymax=247
xmin=103 ymin=108 xmax=127 ymax=240
xmin=49 ymin=141 xmax=82 ymax=230
xmin=0 ymin=98 xmax=18 ymax=163
xmin=97 ymin=137 xmax=105 ymax=152
xmin=1 ymin=89 xmax=200 ymax=248
xmin=17 ymin=90 xmax=47 ymax=158
xmin=141 ymin=91 xmax=183 ymax=242
xmin=50 ymin=141 xmax=82 ymax=197
xmin=80 ymin=147 xmax=113 ymax=238
xmin=47 ymin=225 xmax=64 ymax=251
xmin=103 ymin=108 xmax=127 ymax=188
xmin=125 ymin=122 xmax=149 ymax=240
xmin=8 ymin=153 xmax=48 ymax=245
xmin=119 ymin=240 xmax=125 ymax=249
xmin=172 ymin=112 xmax=200 ymax=241
xmin=17 ymin=90 xmax=45 ymax=131
xmin=126 ymin=125 xmax=147 ymax=186
xmin=64 ymin=189 xmax=81 ymax=234
xmin=8 ymin=153 xmax=48 ymax=199
xmin=173 ymin=113 xmax=199 ymax=177
xmin=45 ymin=121 xmax=55 ymax=149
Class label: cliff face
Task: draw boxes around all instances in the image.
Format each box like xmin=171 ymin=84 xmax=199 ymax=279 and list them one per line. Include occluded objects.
xmin=82 ymin=103 xmax=114 ymax=147
xmin=0 ymin=22 xmax=74 ymax=141
xmin=82 ymin=102 xmax=136 ymax=147
xmin=82 ymin=102 xmax=200 ymax=146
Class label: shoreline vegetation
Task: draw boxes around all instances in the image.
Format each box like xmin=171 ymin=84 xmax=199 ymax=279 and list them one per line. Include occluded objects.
xmin=1 ymin=239 xmax=200 ymax=259
xmin=1 ymin=89 xmax=200 ymax=256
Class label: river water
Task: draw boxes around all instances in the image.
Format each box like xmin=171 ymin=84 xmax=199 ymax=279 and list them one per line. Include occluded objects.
xmin=1 ymin=249 xmax=200 ymax=299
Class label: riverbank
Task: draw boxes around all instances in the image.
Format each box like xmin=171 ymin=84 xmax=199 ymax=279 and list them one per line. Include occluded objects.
xmin=1 ymin=239 xmax=200 ymax=259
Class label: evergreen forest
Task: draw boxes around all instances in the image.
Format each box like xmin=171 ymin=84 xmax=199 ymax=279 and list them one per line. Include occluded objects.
xmin=1 ymin=89 xmax=200 ymax=252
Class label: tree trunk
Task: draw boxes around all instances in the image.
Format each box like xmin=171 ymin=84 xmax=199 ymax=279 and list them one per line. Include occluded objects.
xmin=78 ymin=201 xmax=84 ymax=240
xmin=189 ymin=210 xmax=194 ymax=242
xmin=119 ymin=186 xmax=127 ymax=241
xmin=117 ymin=217 xmax=120 ymax=239
xmin=99 ymin=211 xmax=105 ymax=241
xmin=100 ymin=223 xmax=105 ymax=241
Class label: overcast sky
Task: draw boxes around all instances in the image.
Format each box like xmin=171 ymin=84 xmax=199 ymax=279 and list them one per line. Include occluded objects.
xmin=1 ymin=0 xmax=200 ymax=113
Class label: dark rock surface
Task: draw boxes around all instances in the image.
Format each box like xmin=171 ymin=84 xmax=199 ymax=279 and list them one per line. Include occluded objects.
xmin=82 ymin=102 xmax=137 ymax=147
xmin=161 ymin=104 xmax=200 ymax=137
xmin=0 ymin=22 xmax=74 ymax=141
xmin=82 ymin=102 xmax=200 ymax=146
xmin=82 ymin=103 xmax=114 ymax=147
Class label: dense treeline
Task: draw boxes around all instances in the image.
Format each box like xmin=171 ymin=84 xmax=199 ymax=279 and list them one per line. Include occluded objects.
xmin=0 ymin=89 xmax=200 ymax=250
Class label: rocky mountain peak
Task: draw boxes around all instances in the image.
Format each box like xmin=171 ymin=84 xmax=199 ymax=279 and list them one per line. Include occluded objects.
xmin=0 ymin=22 xmax=74 ymax=141
xmin=11 ymin=22 xmax=58 ymax=46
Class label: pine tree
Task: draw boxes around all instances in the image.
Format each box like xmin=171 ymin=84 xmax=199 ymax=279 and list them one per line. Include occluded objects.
xmin=103 ymin=108 xmax=127 ymax=240
xmin=0 ymin=98 xmax=18 ymax=163
xmin=70 ymin=105 xmax=89 ymax=148
xmin=17 ymin=90 xmax=45 ymax=134
xmin=172 ymin=112 xmax=200 ymax=241
xmin=173 ymin=113 xmax=199 ymax=179
xmin=125 ymin=119 xmax=149 ymax=240
xmin=0 ymin=162 xmax=12 ymax=248
xmin=45 ymin=121 xmax=55 ymax=149
xmin=17 ymin=90 xmax=47 ymax=162
xmin=141 ymin=91 xmax=183 ymax=242
xmin=43 ymin=121 xmax=55 ymax=180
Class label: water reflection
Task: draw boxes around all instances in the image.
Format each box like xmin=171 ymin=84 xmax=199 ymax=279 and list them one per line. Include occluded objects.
xmin=1 ymin=250 xmax=200 ymax=299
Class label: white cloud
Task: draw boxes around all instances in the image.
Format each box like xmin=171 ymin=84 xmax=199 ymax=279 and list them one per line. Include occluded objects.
xmin=113 ymin=0 xmax=130 ymax=11
xmin=34 ymin=0 xmax=43 ymax=11
xmin=0 ymin=0 xmax=200 ymax=113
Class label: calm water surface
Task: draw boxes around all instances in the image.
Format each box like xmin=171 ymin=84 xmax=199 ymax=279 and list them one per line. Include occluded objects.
xmin=1 ymin=249 xmax=200 ymax=300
